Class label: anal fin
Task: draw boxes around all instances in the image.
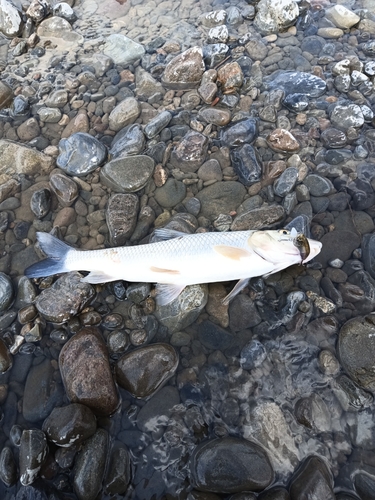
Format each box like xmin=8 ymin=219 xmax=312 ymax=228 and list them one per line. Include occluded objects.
xmin=80 ymin=271 xmax=117 ymax=284
xmin=222 ymin=278 xmax=249 ymax=305
xmin=155 ymin=283 xmax=186 ymax=306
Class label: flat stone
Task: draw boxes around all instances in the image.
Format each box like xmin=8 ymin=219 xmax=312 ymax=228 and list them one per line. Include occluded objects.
xmin=325 ymin=5 xmax=360 ymax=29
xmin=191 ymin=437 xmax=274 ymax=493
xmin=315 ymin=230 xmax=360 ymax=267
xmin=231 ymin=144 xmax=262 ymax=186
xmin=103 ymin=34 xmax=145 ymax=66
xmin=263 ymin=70 xmax=326 ymax=97
xmin=170 ymin=131 xmax=209 ymax=173
xmin=106 ymin=193 xmax=139 ymax=246
xmin=162 ymin=46 xmax=205 ymax=90
xmin=0 ymin=81 xmax=13 ymax=109
xmin=59 ymin=327 xmax=119 ymax=416
xmin=108 ymin=97 xmax=141 ymax=132
xmin=154 ymin=178 xmax=186 ymax=208
xmin=231 ymin=205 xmax=285 ymax=231
xmin=115 ymin=343 xmax=178 ymax=398
xmin=303 ymin=174 xmax=334 ymax=196
xmin=100 ymin=155 xmax=154 ymax=193
xmin=37 ymin=16 xmax=82 ymax=42
xmin=196 ymin=181 xmax=246 ymax=221
xmin=317 ymin=27 xmax=344 ymax=39
xmin=266 ymin=129 xmax=300 ymax=153
xmin=144 ymin=110 xmax=172 ymax=139
xmin=0 ymin=0 xmax=23 ymax=37
xmin=56 ymin=132 xmax=107 ymax=177
xmin=198 ymin=107 xmax=231 ymax=126
xmin=219 ymin=117 xmax=258 ymax=147
xmin=110 ymin=124 xmax=145 ymax=158
xmin=330 ymin=102 xmax=364 ymax=130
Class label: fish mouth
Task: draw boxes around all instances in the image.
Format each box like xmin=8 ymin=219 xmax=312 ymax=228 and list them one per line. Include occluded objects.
xmin=293 ymin=233 xmax=310 ymax=262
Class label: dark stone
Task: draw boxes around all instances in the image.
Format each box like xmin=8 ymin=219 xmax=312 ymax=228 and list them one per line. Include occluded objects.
xmin=320 ymin=128 xmax=347 ymax=148
xmin=334 ymin=374 xmax=373 ymax=412
xmin=106 ymin=193 xmax=139 ymax=246
xmin=49 ymin=173 xmax=79 ymax=207
xmin=258 ymin=487 xmax=290 ymax=500
xmin=230 ymin=144 xmax=262 ymax=186
xmin=30 ymin=188 xmax=51 ymax=219
xmin=203 ymin=43 xmax=229 ymax=68
xmin=136 ymin=385 xmax=180 ymax=433
xmin=274 ymin=167 xmax=298 ymax=197
xmin=355 ymin=471 xmax=375 ymax=500
xmin=19 ymin=430 xmax=48 ymax=486
xmin=104 ymin=445 xmax=131 ymax=495
xmin=263 ymin=70 xmax=326 ymax=97
xmin=10 ymin=95 xmax=30 ymax=119
xmin=219 ymin=117 xmax=258 ymax=147
xmin=0 ymin=447 xmax=17 ymax=486
xmin=229 ymin=294 xmax=262 ymax=331
xmin=315 ymin=230 xmax=360 ymax=267
xmin=154 ymin=178 xmax=187 ymax=208
xmin=283 ymin=93 xmax=309 ymax=113
xmin=324 ymin=149 xmax=352 ymax=165
xmin=110 ymin=123 xmax=145 ymax=158
xmin=57 ymin=132 xmax=107 ymax=176
xmin=196 ymin=181 xmax=246 ymax=221
xmin=240 ymin=339 xmax=267 ymax=370
xmin=363 ymin=233 xmax=375 ymax=280
xmin=289 ymin=456 xmax=334 ymax=500
xmin=170 ymin=131 xmax=209 ymax=173
xmin=198 ymin=320 xmax=234 ymax=350
xmin=100 ymin=154 xmax=155 ymax=193
xmin=0 ymin=272 xmax=13 ymax=312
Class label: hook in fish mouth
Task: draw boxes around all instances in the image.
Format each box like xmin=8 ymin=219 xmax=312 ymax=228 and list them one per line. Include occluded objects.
xmin=293 ymin=233 xmax=310 ymax=262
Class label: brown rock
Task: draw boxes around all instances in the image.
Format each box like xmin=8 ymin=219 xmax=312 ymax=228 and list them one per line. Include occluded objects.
xmin=0 ymin=178 xmax=20 ymax=203
xmin=198 ymin=107 xmax=231 ymax=126
xmin=206 ymin=283 xmax=229 ymax=328
xmin=162 ymin=47 xmax=205 ymax=90
xmin=217 ymin=62 xmax=243 ymax=94
xmin=53 ymin=206 xmax=76 ymax=227
xmin=0 ymin=82 xmax=13 ymax=109
xmin=17 ymin=117 xmax=41 ymax=141
xmin=61 ymin=110 xmax=89 ymax=138
xmin=59 ymin=327 xmax=119 ymax=415
xmin=170 ymin=131 xmax=209 ymax=173
xmin=266 ymin=129 xmax=300 ymax=153
xmin=231 ymin=205 xmax=285 ymax=231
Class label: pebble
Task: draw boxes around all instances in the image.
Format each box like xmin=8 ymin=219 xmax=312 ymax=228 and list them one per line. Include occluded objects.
xmin=49 ymin=172 xmax=79 ymax=206
xmin=57 ymin=132 xmax=107 ymax=177
xmin=101 ymin=155 xmax=154 ymax=193
xmin=289 ymin=456 xmax=334 ymax=499
xmin=108 ymin=97 xmax=141 ymax=132
xmin=154 ymin=178 xmax=186 ymax=208
xmin=219 ymin=117 xmax=258 ymax=147
xmin=162 ymin=46 xmax=205 ymax=89
xmin=103 ymin=34 xmax=145 ymax=66
xmin=106 ymin=193 xmax=139 ymax=246
xmin=110 ymin=124 xmax=145 ymax=158
xmin=231 ymin=144 xmax=262 ymax=186
xmin=0 ymin=447 xmax=17 ymax=487
xmin=19 ymin=429 xmax=48 ymax=486
xmin=0 ymin=272 xmax=13 ymax=312
xmin=170 ymin=131 xmax=209 ymax=173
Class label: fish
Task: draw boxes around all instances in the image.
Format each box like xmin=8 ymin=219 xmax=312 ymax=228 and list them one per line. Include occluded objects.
xmin=24 ymin=227 xmax=322 ymax=306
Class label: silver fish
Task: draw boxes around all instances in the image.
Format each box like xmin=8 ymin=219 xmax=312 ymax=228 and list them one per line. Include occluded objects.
xmin=25 ymin=228 xmax=322 ymax=305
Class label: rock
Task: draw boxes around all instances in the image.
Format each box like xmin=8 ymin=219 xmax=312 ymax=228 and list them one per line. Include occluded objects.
xmin=27 ymin=0 xmax=50 ymax=23
xmin=0 ymin=272 xmax=13 ymax=312
xmin=154 ymin=178 xmax=186 ymax=208
xmin=144 ymin=110 xmax=172 ymax=139
xmin=199 ymin=9 xmax=227 ymax=27
xmin=203 ymin=43 xmax=229 ymax=68
xmin=61 ymin=110 xmax=90 ymax=137
xmin=162 ymin=47 xmax=205 ymax=90
xmin=325 ymin=5 xmax=360 ymax=29
xmin=231 ymin=205 xmax=285 ymax=231
xmin=198 ymin=107 xmax=231 ymax=126
xmin=266 ymin=129 xmax=300 ymax=153
xmin=0 ymin=447 xmax=17 ymax=487
xmin=81 ymin=54 xmax=113 ymax=78
xmin=217 ymin=62 xmax=243 ymax=93
xmin=37 ymin=16 xmax=82 ymax=42
xmin=289 ymin=456 xmax=334 ymax=500
xmin=274 ymin=167 xmax=298 ymax=196
xmin=53 ymin=2 xmax=76 ymax=22
xmin=254 ymin=0 xmax=298 ymax=35
xmin=35 ymin=272 xmax=95 ymax=323
xmin=316 ymin=230 xmax=360 ymax=267
xmin=294 ymin=393 xmax=331 ymax=432
xmin=191 ymin=437 xmax=274 ymax=493
xmin=154 ymin=284 xmax=208 ymax=333
xmin=49 ymin=173 xmax=79 ymax=207
xmin=229 ymin=294 xmax=262 ymax=331
xmin=196 ymin=181 xmax=246 ymax=220
xmin=208 ymin=25 xmax=229 ymax=43
xmin=0 ymin=0 xmax=23 ymax=37
xmin=59 ymin=327 xmax=119 ymax=416
xmin=338 ymin=315 xmax=375 ymax=391
xmin=303 ymin=174 xmax=334 ymax=196
xmin=198 ymin=320 xmax=234 ymax=350
xmin=30 ymin=188 xmax=51 ymax=219
xmin=0 ymin=81 xmax=13 ymax=109
xmin=320 ymin=128 xmax=347 ymax=148
xmin=355 ymin=471 xmax=375 ymax=500
xmin=42 ymin=403 xmax=97 ymax=447
xmin=283 ymin=93 xmax=309 ymax=113
xmin=106 ymin=193 xmax=139 ymax=246
xmin=45 ymin=90 xmax=68 ymax=108
xmin=317 ymin=28 xmax=344 ymax=39
xmin=263 ymin=70 xmax=326 ymax=97
xmin=231 ymin=145 xmax=262 ymax=186
xmin=170 ymin=131 xmax=208 ymax=173
xmin=103 ymin=34 xmax=145 ymax=66
xmin=57 ymin=133 xmax=107 ymax=177
xmin=17 ymin=117 xmax=40 ymax=141
xmin=197 ymin=159 xmax=222 ymax=182
xmin=108 ymin=97 xmax=141 ymax=132
xmin=104 ymin=446 xmax=131 ymax=495
xmin=115 ymin=343 xmax=178 ymax=398
xmin=136 ymin=385 xmax=180 ymax=433
xmin=0 ymin=140 xmax=53 ymax=184
xmin=240 ymin=340 xmax=267 ymax=370
xmin=100 ymin=155 xmax=154 ymax=193
xmin=110 ymin=124 xmax=145 ymax=158
xmin=330 ymin=103 xmax=364 ymax=130
xmin=334 ymin=374 xmax=373 ymax=412
xmin=0 ymin=339 xmax=11 ymax=373
xmin=73 ymin=429 xmax=109 ymax=500
xmin=135 ymin=66 xmax=165 ymax=99
xmin=219 ymin=117 xmax=258 ymax=147
xmin=23 ymin=358 xmax=64 ymax=422
xmin=19 ymin=430 xmax=48 ymax=486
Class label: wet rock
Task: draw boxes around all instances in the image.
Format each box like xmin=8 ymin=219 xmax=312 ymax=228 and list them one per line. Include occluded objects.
xmin=199 ymin=9 xmax=227 ymax=27
xmin=0 ymin=447 xmax=17 ymax=486
xmin=274 ymin=167 xmax=298 ymax=197
xmin=154 ymin=284 xmax=208 ymax=333
xmin=154 ymin=178 xmax=187 ymax=208
xmin=42 ymin=403 xmax=97 ymax=447
xmin=294 ymin=393 xmax=331 ymax=431
xmin=229 ymin=294 xmax=262 ymax=330
xmin=144 ymin=110 xmax=172 ymax=139
xmin=316 ymin=230 xmax=360 ymax=267
xmin=35 ymin=272 xmax=95 ymax=323
xmin=17 ymin=118 xmax=40 ymax=142
xmin=53 ymin=2 xmax=76 ymax=22
xmin=198 ymin=107 xmax=231 ymax=126
xmin=325 ymin=6 xmax=360 ymax=29
xmin=23 ymin=357 xmax=64 ymax=422
xmin=136 ymin=66 xmax=165 ymax=100
xmin=338 ymin=315 xmax=375 ymax=392
xmin=108 ymin=97 xmax=141 ymax=132
xmin=19 ymin=429 xmax=48 ymax=486
xmin=198 ymin=320 xmax=233 ymax=350
xmin=258 ymin=487 xmax=290 ymax=500
xmin=231 ymin=205 xmax=285 ymax=231
xmin=30 ymin=188 xmax=51 ymax=219
xmin=115 ymin=343 xmax=178 ymax=398
xmin=289 ymin=456 xmax=334 ymax=499
xmin=110 ymin=124 xmax=145 ymax=158
xmin=0 ymin=272 xmax=13 ymax=312
xmin=203 ymin=43 xmax=229 ymax=68
xmin=106 ymin=193 xmax=139 ymax=246
xmin=104 ymin=445 xmax=131 ymax=495
xmin=191 ymin=437 xmax=274 ymax=493
xmin=362 ymin=233 xmax=375 ymax=280
xmin=0 ymin=0 xmax=23 ymax=37
xmin=197 ymin=159 xmax=222 ymax=182
xmin=0 ymin=339 xmax=12 ymax=373
xmin=59 ymin=327 xmax=119 ymax=415
xmin=73 ymin=429 xmax=109 ymax=500
xmin=317 ymin=27 xmax=344 ymax=39
xmin=37 ymin=107 xmax=62 ymax=123
xmin=45 ymin=89 xmax=68 ymax=108
xmin=254 ymin=0 xmax=298 ymax=35
xmin=240 ymin=339 xmax=267 ymax=370
xmin=136 ymin=385 xmax=179 ymax=437
xmin=217 ymin=62 xmax=243 ymax=93
xmin=103 ymin=34 xmax=145 ymax=66
xmin=266 ymin=129 xmax=300 ymax=153
xmin=333 ymin=374 xmax=373 ymax=412
xmin=208 ymin=25 xmax=228 ymax=43
xmin=330 ymin=103 xmax=364 ymax=130
xmin=263 ymin=70 xmax=326 ymax=98
xmin=0 ymin=140 xmax=53 ymax=183
xmin=354 ymin=471 xmax=375 ymax=500
xmin=321 ymin=128 xmax=347 ymax=148
xmin=0 ymin=81 xmax=13 ymax=109
xmin=162 ymin=47 xmax=205 ymax=90
xmin=49 ymin=172 xmax=78 ymax=207
xmin=170 ymin=131 xmax=209 ymax=173
xmin=57 ymin=133 xmax=107 ymax=177
xmin=219 ymin=117 xmax=258 ymax=147
xmin=303 ymin=174 xmax=334 ymax=196
xmin=100 ymin=155 xmax=154 ymax=193
xmin=231 ymin=145 xmax=262 ymax=186
xmin=283 ymin=93 xmax=309 ymax=113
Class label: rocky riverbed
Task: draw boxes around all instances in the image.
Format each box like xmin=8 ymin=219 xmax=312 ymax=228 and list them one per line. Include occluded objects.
xmin=0 ymin=0 xmax=375 ymax=498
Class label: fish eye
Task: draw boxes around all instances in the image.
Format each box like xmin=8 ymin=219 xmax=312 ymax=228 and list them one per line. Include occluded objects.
xmin=279 ymin=229 xmax=289 ymax=235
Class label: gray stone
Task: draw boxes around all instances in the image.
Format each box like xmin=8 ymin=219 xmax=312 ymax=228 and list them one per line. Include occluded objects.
xmin=100 ymin=155 xmax=154 ymax=193
xmin=45 ymin=90 xmax=68 ymax=108
xmin=325 ymin=5 xmax=360 ymax=29
xmin=109 ymin=97 xmax=141 ymax=132
xmin=116 ymin=344 xmax=178 ymax=398
xmin=0 ymin=140 xmax=53 ymax=183
xmin=303 ymin=174 xmax=334 ymax=196
xmin=289 ymin=456 xmax=334 ymax=500
xmin=162 ymin=47 xmax=205 ymax=90
xmin=30 ymin=188 xmax=51 ymax=219
xmin=196 ymin=181 xmax=246 ymax=221
xmin=110 ymin=124 xmax=145 ymax=158
xmin=106 ymin=193 xmax=139 ymax=246
xmin=316 ymin=230 xmax=360 ymax=267
xmin=263 ymin=70 xmax=326 ymax=97
xmin=330 ymin=103 xmax=364 ymax=130
xmin=154 ymin=178 xmax=186 ymax=208
xmin=57 ymin=132 xmax=107 ymax=177
xmin=37 ymin=107 xmax=62 ymax=123
xmin=0 ymin=272 xmax=13 ymax=312
xmin=104 ymin=446 xmax=131 ymax=496
xmin=254 ymin=0 xmax=299 ymax=35
xmin=49 ymin=173 xmax=79 ymax=207
xmin=135 ymin=66 xmax=165 ymax=99
xmin=231 ymin=205 xmax=285 ymax=231
xmin=144 ymin=111 xmax=172 ymax=139
xmin=37 ymin=16 xmax=82 ymax=43
xmin=103 ymin=34 xmax=145 ymax=66
xmin=219 ymin=117 xmax=258 ymax=147
xmin=53 ymin=2 xmax=77 ymax=22
xmin=170 ymin=131 xmax=209 ymax=173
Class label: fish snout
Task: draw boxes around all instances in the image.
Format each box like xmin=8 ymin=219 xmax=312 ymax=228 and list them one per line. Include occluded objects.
xmin=302 ymin=239 xmax=322 ymax=264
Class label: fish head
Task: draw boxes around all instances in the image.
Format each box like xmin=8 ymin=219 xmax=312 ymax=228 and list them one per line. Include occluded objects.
xmin=248 ymin=228 xmax=322 ymax=265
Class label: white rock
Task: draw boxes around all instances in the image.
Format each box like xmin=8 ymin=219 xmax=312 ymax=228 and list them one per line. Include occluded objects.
xmin=0 ymin=0 xmax=23 ymax=37
xmin=199 ymin=9 xmax=227 ymax=28
xmin=103 ymin=34 xmax=145 ymax=66
xmin=254 ymin=0 xmax=299 ymax=35
xmin=208 ymin=24 xmax=229 ymax=43
xmin=325 ymin=5 xmax=360 ymax=29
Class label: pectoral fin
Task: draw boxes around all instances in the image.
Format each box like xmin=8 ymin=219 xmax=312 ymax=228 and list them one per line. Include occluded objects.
xmin=155 ymin=283 xmax=186 ymax=306
xmin=214 ymin=245 xmax=251 ymax=261
xmin=153 ymin=228 xmax=188 ymax=240
xmin=81 ymin=271 xmax=116 ymax=283
xmin=222 ymin=278 xmax=250 ymax=305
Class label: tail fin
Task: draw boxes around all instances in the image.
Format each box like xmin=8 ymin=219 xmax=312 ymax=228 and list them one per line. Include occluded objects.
xmin=25 ymin=232 xmax=72 ymax=278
